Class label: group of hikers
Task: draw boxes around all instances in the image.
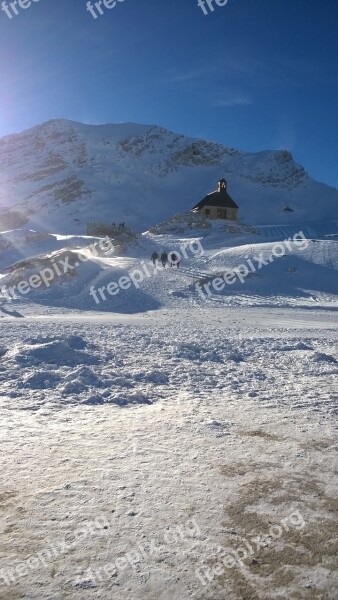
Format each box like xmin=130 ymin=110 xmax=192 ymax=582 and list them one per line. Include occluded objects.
xmin=111 ymin=222 xmax=126 ymax=233
xmin=151 ymin=250 xmax=180 ymax=268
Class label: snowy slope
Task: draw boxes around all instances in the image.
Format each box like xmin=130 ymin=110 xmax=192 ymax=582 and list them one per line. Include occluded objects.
xmin=0 ymin=119 xmax=337 ymax=233
xmin=1 ymin=222 xmax=337 ymax=315
xmin=0 ymin=142 xmax=337 ymax=600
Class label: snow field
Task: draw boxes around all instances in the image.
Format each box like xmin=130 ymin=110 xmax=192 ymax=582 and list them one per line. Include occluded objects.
xmin=0 ymin=217 xmax=337 ymax=599
xmin=0 ymin=308 xmax=337 ymax=599
xmin=0 ymin=309 xmax=337 ymax=413
xmin=1 ymin=225 xmax=338 ymax=313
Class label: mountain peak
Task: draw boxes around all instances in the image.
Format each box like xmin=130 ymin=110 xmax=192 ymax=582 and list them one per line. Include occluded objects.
xmin=0 ymin=120 xmax=337 ymax=233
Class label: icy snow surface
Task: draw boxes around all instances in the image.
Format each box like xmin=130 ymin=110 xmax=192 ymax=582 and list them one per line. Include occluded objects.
xmin=0 ymin=217 xmax=337 ymax=599
xmin=0 ymin=308 xmax=337 ymax=600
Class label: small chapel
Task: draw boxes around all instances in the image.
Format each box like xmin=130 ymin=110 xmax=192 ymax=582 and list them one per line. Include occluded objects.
xmin=191 ymin=179 xmax=239 ymax=221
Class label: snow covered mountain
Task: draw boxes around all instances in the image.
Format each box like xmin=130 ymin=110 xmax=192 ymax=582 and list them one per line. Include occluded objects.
xmin=1 ymin=124 xmax=337 ymax=600
xmin=0 ymin=119 xmax=337 ymax=234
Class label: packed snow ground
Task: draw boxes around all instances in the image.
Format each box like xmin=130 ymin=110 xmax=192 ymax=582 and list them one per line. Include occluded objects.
xmin=0 ymin=309 xmax=337 ymax=600
xmin=0 ymin=219 xmax=337 ymax=599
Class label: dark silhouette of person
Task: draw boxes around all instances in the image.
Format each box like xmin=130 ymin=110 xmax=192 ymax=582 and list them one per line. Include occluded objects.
xmin=170 ymin=253 xmax=177 ymax=267
xmin=160 ymin=252 xmax=168 ymax=268
xmin=169 ymin=252 xmax=181 ymax=268
xmin=151 ymin=251 xmax=159 ymax=265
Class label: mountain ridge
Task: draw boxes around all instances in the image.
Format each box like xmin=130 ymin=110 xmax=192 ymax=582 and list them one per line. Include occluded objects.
xmin=0 ymin=119 xmax=337 ymax=233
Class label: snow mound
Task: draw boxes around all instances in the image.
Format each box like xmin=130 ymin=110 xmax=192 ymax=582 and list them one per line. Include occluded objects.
xmin=15 ymin=335 xmax=99 ymax=367
xmin=172 ymin=342 xmax=223 ymax=363
xmin=0 ymin=326 xmax=173 ymax=410
xmin=0 ymin=320 xmax=337 ymax=417
xmin=313 ymin=352 xmax=337 ymax=364
xmin=23 ymin=371 xmax=63 ymax=389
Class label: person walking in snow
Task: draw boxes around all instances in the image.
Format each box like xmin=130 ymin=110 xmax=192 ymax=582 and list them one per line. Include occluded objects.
xmin=169 ymin=252 xmax=181 ymax=268
xmin=151 ymin=250 xmax=159 ymax=266
xmin=160 ymin=251 xmax=168 ymax=268
xmin=170 ymin=252 xmax=177 ymax=267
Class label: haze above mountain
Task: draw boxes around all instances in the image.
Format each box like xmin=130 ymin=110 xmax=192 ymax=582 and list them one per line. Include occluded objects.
xmin=0 ymin=119 xmax=337 ymax=233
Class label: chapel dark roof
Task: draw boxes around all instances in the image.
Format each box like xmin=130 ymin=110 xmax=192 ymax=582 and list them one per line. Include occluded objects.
xmin=192 ymin=179 xmax=239 ymax=211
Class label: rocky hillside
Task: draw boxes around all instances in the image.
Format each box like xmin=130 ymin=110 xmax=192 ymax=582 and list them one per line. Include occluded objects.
xmin=0 ymin=119 xmax=337 ymax=233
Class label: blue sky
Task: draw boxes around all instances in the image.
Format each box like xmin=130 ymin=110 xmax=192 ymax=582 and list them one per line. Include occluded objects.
xmin=0 ymin=0 xmax=337 ymax=188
